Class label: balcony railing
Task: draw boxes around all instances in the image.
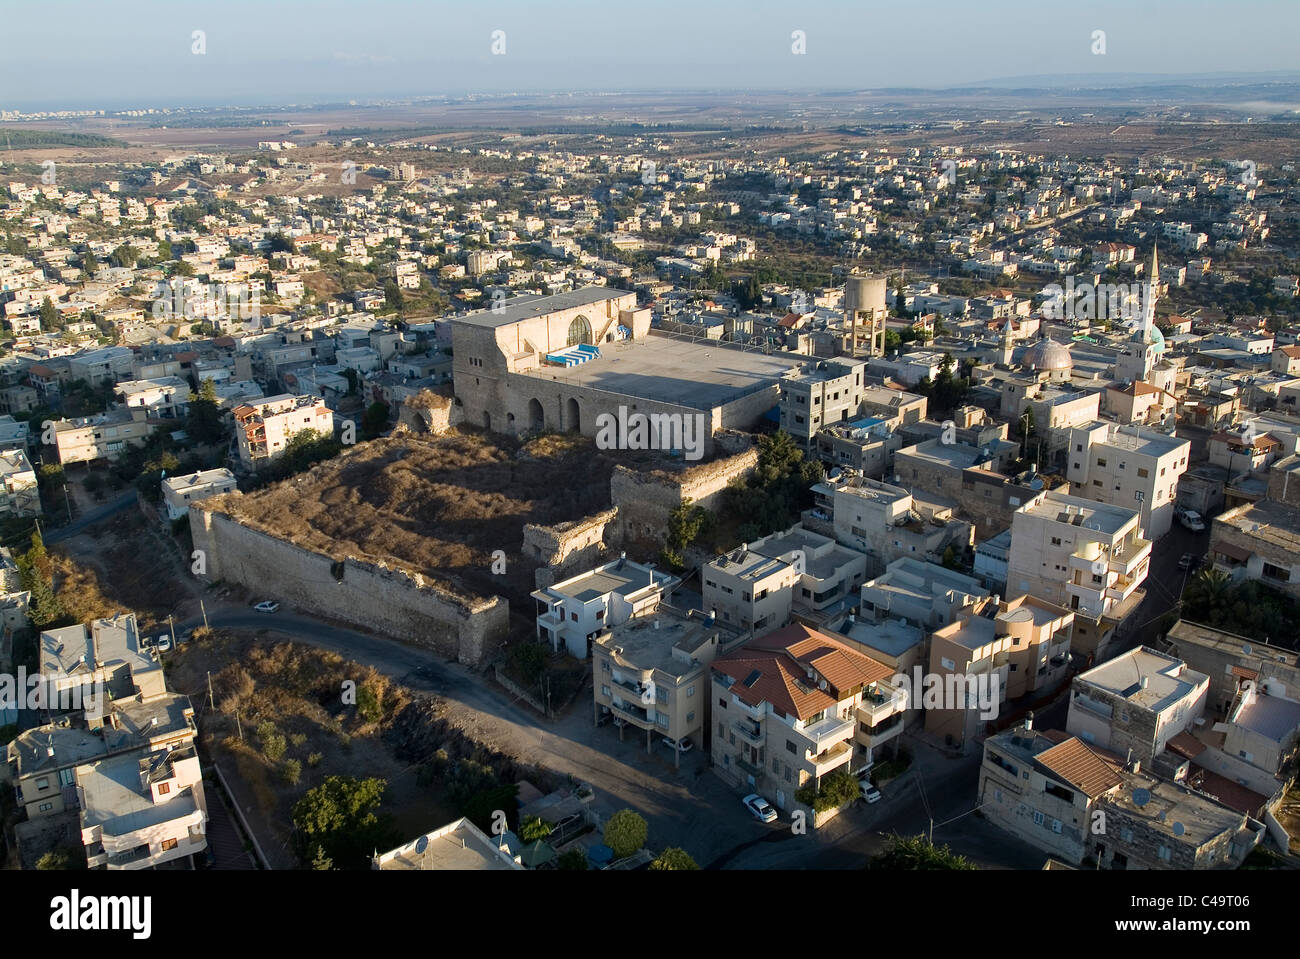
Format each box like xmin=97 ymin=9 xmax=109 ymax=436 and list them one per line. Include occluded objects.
xmin=807 ymin=740 xmax=853 ymax=773
xmin=610 ymin=699 xmax=653 ymax=728
xmin=735 ymin=757 xmax=764 ymax=779
xmin=800 ymin=715 xmax=855 ymax=754
xmin=733 ymin=720 xmax=764 ymax=745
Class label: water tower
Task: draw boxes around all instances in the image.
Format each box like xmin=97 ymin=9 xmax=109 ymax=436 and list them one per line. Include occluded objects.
xmin=844 ymin=273 xmax=888 ymax=358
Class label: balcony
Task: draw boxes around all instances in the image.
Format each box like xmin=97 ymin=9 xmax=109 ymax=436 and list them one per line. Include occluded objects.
xmin=731 ymin=694 xmax=766 ymax=722
xmin=1105 ymin=571 xmax=1141 ymax=603
xmin=735 ymin=757 xmax=765 ymax=779
xmin=105 ymin=844 xmax=153 ymax=870
xmin=858 ymin=685 xmax=906 ymax=725
xmin=609 ymin=699 xmax=653 ymax=729
xmin=611 ymin=675 xmax=651 ymax=701
xmin=857 ymin=712 xmax=904 ymax=747
xmin=733 ymin=720 xmax=764 ymax=745
xmin=806 ymin=740 xmax=853 ymax=775
xmin=1109 ymin=538 xmax=1151 ymax=576
xmin=800 ymin=715 xmax=855 ymax=754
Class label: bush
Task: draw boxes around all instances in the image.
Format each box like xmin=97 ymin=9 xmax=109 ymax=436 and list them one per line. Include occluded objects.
xmin=520 ymin=815 xmax=552 ymax=843
xmin=869 ymin=833 xmax=975 ymax=870
xmin=356 ymin=684 xmax=383 ymax=723
xmin=557 ymin=849 xmax=588 ymax=870
xmin=257 ymin=720 xmax=287 ymax=762
xmin=281 ymin=759 xmax=302 ymax=786
xmin=603 ymin=809 xmax=648 ymax=860
xmin=307 ymin=752 xmax=323 ymax=768
xmin=797 ymin=770 xmax=859 ymax=813
xmin=650 ymin=847 xmax=699 ymax=870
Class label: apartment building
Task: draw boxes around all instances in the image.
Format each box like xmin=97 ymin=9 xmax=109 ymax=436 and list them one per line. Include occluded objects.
xmin=813 ymin=417 xmax=902 ymax=477
xmin=1066 ymin=421 xmax=1190 ymax=538
xmin=1006 ymin=490 xmax=1149 ymax=657
xmin=803 ymin=470 xmax=973 ymax=576
xmin=1209 ymin=498 xmax=1300 ymax=601
xmin=0 ymin=447 xmax=38 ymax=518
xmin=859 ymin=558 xmax=989 ymax=631
xmin=233 ymin=393 xmax=335 ymax=471
xmin=926 ymin=595 xmax=1074 ymax=749
xmin=67 ymin=345 xmax=134 ymax=386
xmin=1067 ymin=646 xmax=1210 ymax=767
xmin=702 ymin=542 xmax=800 ymax=637
xmin=161 ymin=468 xmax=238 ymax=522
xmin=592 ymin=605 xmax=729 ymax=765
xmin=531 ymin=555 xmax=679 ymax=659
xmin=978 ymin=723 xmax=1263 ymax=868
xmin=779 ymin=358 xmax=869 ymax=449
xmin=77 ymin=742 xmax=208 ymax=869
xmin=710 ymin=624 xmax=905 ymax=809
xmin=720 ymin=524 xmax=868 ymax=623
xmin=53 ymin=409 xmax=153 ymax=465
xmin=1163 ymin=619 xmax=1300 ymax=716
xmin=114 ymin=376 xmax=191 ymax=420
xmin=895 ymin=439 xmax=1048 ymax=538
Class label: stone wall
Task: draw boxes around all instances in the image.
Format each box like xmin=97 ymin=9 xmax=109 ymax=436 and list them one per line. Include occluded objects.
xmin=189 ymin=503 xmax=508 ymax=665
xmin=522 ymin=507 xmax=619 ymax=578
xmin=397 ymin=389 xmax=457 ymax=434
xmin=610 ymin=446 xmax=759 ymax=549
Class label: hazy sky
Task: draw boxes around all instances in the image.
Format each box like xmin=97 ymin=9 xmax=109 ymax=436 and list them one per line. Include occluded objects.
xmin=3 ymin=0 xmax=1298 ymax=108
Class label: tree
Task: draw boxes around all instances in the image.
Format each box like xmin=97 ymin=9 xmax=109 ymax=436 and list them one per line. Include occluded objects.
xmin=186 ymin=377 xmax=225 ymax=445
xmin=156 ymin=238 xmax=172 ymax=262
xmin=39 ymin=296 xmax=59 ymax=331
xmin=603 ymin=808 xmax=648 ymax=860
xmin=361 ymin=401 xmax=390 ymax=439
xmin=355 ymin=684 xmax=382 ymax=723
xmin=661 ymin=497 xmax=707 ymax=570
xmin=520 ymin=815 xmax=552 ymax=843
xmin=649 ymin=848 xmax=699 ymax=870
xmin=870 ymin=834 xmax=975 ymax=870
xmin=36 ymin=847 xmax=82 ymax=870
xmin=557 ymin=849 xmax=589 ymax=870
xmin=291 ymin=775 xmax=395 ymax=870
xmin=384 ymin=280 xmax=404 ymax=313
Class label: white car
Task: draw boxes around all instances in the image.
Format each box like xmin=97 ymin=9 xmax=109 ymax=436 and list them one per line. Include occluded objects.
xmin=742 ymin=793 xmax=778 ymax=823
xmin=253 ymin=601 xmax=280 ymax=613
xmin=661 ymin=737 xmax=694 ymax=753
xmin=1178 ymin=510 xmax=1206 ymax=532
xmin=859 ymin=782 xmax=882 ymax=804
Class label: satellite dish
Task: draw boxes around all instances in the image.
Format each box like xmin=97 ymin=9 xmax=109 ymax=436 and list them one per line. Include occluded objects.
xmin=415 ymin=835 xmax=428 ymax=854
xmin=1242 ymin=644 xmax=1252 ymax=656
xmin=1172 ymin=822 xmax=1185 ymax=837
xmin=1132 ymin=788 xmax=1151 ymax=807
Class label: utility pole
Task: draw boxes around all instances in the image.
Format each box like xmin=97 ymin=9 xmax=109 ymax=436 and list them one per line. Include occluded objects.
xmin=167 ymin=614 xmax=176 ymax=648
xmin=207 ymin=670 xmax=215 ymax=711
xmin=63 ymin=485 xmax=71 ymax=524
xmin=235 ymin=709 xmax=243 ymax=741
xmin=200 ymin=599 xmax=209 ymax=631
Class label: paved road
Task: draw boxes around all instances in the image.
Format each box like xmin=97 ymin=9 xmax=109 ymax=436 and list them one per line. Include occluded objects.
xmin=44 ymin=490 xmax=136 ymax=544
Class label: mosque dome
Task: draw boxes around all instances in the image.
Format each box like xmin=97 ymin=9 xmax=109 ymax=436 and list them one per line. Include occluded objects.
xmin=1023 ymin=336 xmax=1074 ymax=372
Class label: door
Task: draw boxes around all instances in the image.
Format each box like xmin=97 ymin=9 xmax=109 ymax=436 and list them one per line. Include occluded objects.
xmin=776 ymin=790 xmax=786 ymax=809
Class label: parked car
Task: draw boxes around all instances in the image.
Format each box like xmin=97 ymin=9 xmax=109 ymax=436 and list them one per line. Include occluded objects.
xmin=253 ymin=601 xmax=280 ymax=613
xmin=1178 ymin=552 xmax=1201 ymax=571
xmin=155 ymin=636 xmax=172 ymax=653
xmin=1177 ymin=509 xmax=1206 ymax=532
xmin=859 ymin=782 xmax=882 ymax=804
xmin=661 ymin=736 xmax=694 ymax=753
xmin=742 ymin=793 xmax=778 ymax=823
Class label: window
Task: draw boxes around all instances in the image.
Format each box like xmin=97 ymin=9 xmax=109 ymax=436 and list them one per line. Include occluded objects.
xmin=687 ymin=711 xmax=695 ymax=723
xmin=719 ymin=697 xmax=727 ymax=708
xmin=1051 ymin=819 xmax=1062 ymax=834
xmin=1051 ymin=536 xmax=1062 ymax=546
xmin=35 ymin=778 xmax=49 ymax=790
xmin=1033 ymin=810 xmax=1045 ymax=826
xmin=59 ymin=768 xmax=74 ymax=787
xmin=1096 ymin=458 xmax=1107 ymax=467
xmin=602 ymin=685 xmax=610 ymax=697
xmin=158 ymin=782 xmax=171 ymax=795
xmin=161 ymin=838 xmax=178 ymax=852
xmin=38 ymin=802 xmax=54 ymax=812
xmin=1075 ymin=443 xmax=1083 ymax=452
xmin=1137 ymin=467 xmax=1149 ymax=478
xmin=786 ymin=740 xmax=797 ymax=754
xmin=1157 ymin=846 xmax=1171 ymax=862
xmin=1262 ymin=562 xmax=1290 ymax=583
xmin=1134 ymin=490 xmax=1144 ymax=502
xmin=729 ymin=733 xmax=735 ymax=746
xmin=719 ymin=722 xmax=726 ymax=738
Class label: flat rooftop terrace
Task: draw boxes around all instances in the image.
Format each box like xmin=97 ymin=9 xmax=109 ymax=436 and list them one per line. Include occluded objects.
xmin=520 ymin=333 xmax=800 ymax=411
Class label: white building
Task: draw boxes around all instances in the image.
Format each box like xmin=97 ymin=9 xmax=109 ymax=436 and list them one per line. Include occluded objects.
xmin=161 ymin=468 xmax=238 ymax=522
xmin=232 ymin=394 xmax=335 ymax=471
xmin=531 ymin=556 xmax=680 ymax=659
xmin=1066 ymin=421 xmax=1190 ymax=538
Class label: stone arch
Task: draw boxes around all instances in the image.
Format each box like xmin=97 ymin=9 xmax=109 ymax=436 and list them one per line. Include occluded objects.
xmin=566 ymin=314 xmax=592 ymax=347
xmin=565 ymin=397 xmax=581 ymax=433
xmin=506 ymin=411 xmax=516 ymax=433
xmin=528 ymin=398 xmax=545 ymax=432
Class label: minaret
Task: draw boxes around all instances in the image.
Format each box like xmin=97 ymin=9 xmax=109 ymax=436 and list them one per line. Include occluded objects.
xmin=998 ymin=318 xmax=1014 ymax=365
xmin=1142 ymin=240 xmax=1160 ymax=332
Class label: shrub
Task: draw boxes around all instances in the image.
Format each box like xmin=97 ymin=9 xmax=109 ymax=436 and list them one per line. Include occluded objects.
xmin=281 ymin=759 xmax=302 ymax=786
xmin=650 ymin=847 xmax=699 ymax=870
xmin=557 ymin=849 xmax=588 ymax=870
xmin=520 ymin=815 xmax=552 ymax=843
xmin=307 ymin=752 xmax=323 ymax=768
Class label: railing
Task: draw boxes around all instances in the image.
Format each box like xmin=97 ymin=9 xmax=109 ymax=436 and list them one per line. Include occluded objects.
xmin=733 ymin=721 xmax=764 ymax=745
xmin=800 ymin=716 xmax=855 ymax=753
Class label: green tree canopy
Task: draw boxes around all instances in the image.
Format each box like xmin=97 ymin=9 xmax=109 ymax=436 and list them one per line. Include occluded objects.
xmin=603 ymin=808 xmax=648 ymax=860
xmin=649 ymin=847 xmax=699 ymax=870
xmin=870 ymin=834 xmax=975 ymax=870
xmin=291 ymin=775 xmax=396 ymax=870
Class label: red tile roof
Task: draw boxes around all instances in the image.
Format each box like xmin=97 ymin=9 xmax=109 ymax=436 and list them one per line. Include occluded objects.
xmin=1036 ymin=737 xmax=1124 ymax=798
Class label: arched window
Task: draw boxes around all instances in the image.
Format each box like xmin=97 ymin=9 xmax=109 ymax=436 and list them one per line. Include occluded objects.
xmin=566 ymin=315 xmax=592 ymax=347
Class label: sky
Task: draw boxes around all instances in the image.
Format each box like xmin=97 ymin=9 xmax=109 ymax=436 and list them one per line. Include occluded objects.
xmin=2 ymin=0 xmax=1299 ymax=109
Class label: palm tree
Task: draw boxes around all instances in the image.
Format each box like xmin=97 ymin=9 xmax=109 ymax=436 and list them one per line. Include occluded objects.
xmin=1184 ymin=567 xmax=1232 ymax=613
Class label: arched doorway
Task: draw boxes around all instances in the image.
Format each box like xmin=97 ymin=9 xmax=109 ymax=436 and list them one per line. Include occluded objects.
xmin=566 ymin=315 xmax=592 ymax=347
xmin=565 ymin=397 xmax=580 ymax=433
xmin=506 ymin=412 xmax=516 ymax=433
xmin=483 ymin=411 xmax=492 ymax=431
xmin=528 ymin=398 xmax=545 ymax=432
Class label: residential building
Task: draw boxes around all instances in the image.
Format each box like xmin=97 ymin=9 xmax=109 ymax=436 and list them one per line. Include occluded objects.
xmin=926 ymin=595 xmax=1074 ymax=750
xmin=592 ymin=605 xmax=729 ymax=764
xmin=702 ymin=542 xmax=800 ymax=637
xmin=813 ymin=417 xmax=902 ymax=477
xmin=1065 ymin=421 xmax=1190 ymax=538
xmin=895 ymin=439 xmax=1047 ymax=538
xmin=0 ymin=447 xmax=39 ymax=518
xmin=233 ymin=393 xmax=335 ymax=471
xmin=52 ymin=409 xmax=153 ymax=464
xmin=161 ymin=468 xmax=238 ymax=522
xmin=531 ymin=555 xmax=679 ymax=659
xmin=1067 ymin=646 xmax=1209 ymax=767
xmin=779 ymin=358 xmax=869 ymax=449
xmin=1163 ymin=619 xmax=1300 ymax=716
xmin=803 ymin=469 xmax=973 ymax=575
xmin=858 ymin=557 xmax=990 ymax=631
xmin=372 ymin=817 xmax=523 ymax=870
xmin=710 ymin=623 xmax=905 ymax=808
xmin=1209 ymin=498 xmax=1300 ymax=601
xmin=114 ymin=377 xmax=190 ymax=420
xmin=1006 ymin=490 xmax=1149 ymax=657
